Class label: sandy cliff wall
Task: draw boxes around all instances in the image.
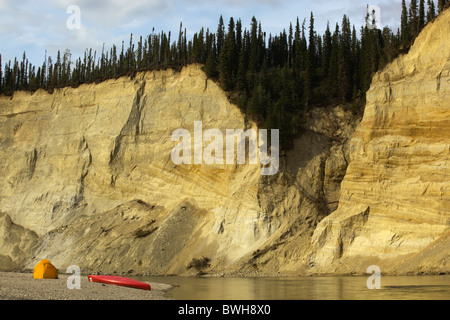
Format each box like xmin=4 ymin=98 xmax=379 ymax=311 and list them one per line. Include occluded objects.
xmin=308 ymin=9 xmax=450 ymax=275
xmin=0 ymin=64 xmax=356 ymax=275
xmin=0 ymin=9 xmax=448 ymax=276
xmin=0 ymin=65 xmax=259 ymax=273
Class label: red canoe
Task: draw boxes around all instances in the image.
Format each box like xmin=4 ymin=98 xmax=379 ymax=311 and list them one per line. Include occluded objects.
xmin=88 ymin=275 xmax=151 ymax=291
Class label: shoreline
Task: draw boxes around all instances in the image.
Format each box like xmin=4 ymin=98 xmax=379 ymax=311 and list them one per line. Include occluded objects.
xmin=1 ymin=271 xmax=449 ymax=300
xmin=0 ymin=272 xmax=173 ymax=300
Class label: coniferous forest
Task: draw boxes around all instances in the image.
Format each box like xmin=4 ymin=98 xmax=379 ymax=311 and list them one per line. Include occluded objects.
xmin=0 ymin=1 xmax=448 ymax=148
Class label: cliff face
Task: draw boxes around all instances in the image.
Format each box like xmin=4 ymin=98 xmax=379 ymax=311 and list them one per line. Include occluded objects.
xmin=308 ymin=9 xmax=450 ymax=275
xmin=0 ymin=65 xmax=254 ymax=273
xmin=0 ymin=9 xmax=449 ymax=277
xmin=0 ymin=64 xmax=356 ymax=275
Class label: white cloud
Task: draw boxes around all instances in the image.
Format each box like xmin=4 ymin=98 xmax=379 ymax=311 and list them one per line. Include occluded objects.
xmin=0 ymin=0 xmax=173 ymax=65
xmin=50 ymin=0 xmax=173 ymax=28
xmin=0 ymin=0 xmax=404 ymax=68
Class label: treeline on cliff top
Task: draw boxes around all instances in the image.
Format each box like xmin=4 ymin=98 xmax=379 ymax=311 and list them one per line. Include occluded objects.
xmin=0 ymin=0 xmax=448 ymax=148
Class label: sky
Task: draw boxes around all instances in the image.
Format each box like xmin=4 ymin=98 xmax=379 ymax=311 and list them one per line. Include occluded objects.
xmin=0 ymin=0 xmax=404 ymax=68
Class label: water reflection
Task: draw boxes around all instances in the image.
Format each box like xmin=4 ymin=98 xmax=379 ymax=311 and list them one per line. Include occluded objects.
xmin=137 ymin=275 xmax=450 ymax=300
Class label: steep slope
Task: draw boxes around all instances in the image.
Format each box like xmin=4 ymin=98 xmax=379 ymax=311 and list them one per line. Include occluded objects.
xmin=0 ymin=65 xmax=257 ymax=274
xmin=1 ymin=9 xmax=448 ymax=277
xmin=0 ymin=64 xmax=356 ymax=275
xmin=307 ymin=9 xmax=450 ymax=275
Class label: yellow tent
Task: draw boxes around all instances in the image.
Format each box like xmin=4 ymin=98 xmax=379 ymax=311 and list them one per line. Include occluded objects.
xmin=33 ymin=259 xmax=58 ymax=279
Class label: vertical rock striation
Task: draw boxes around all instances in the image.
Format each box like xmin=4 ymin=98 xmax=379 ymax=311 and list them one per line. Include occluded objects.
xmin=308 ymin=9 xmax=450 ymax=274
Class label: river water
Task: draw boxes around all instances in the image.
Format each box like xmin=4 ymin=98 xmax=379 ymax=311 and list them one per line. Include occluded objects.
xmin=137 ymin=275 xmax=450 ymax=300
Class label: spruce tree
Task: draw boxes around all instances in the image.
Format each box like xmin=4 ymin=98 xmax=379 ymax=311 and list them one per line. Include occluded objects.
xmin=219 ymin=17 xmax=237 ymax=91
xmin=419 ymin=0 xmax=426 ymax=31
xmin=177 ymin=22 xmax=184 ymax=65
xmin=277 ymin=65 xmax=293 ymax=116
xmin=401 ymin=0 xmax=410 ymax=46
xmin=360 ymin=20 xmax=379 ymax=95
xmin=36 ymin=67 xmax=41 ymax=89
xmin=56 ymin=50 xmax=62 ymax=86
xmin=322 ymin=22 xmax=332 ymax=79
xmin=293 ymin=18 xmax=302 ymax=76
xmin=236 ymin=19 xmax=243 ymax=56
xmin=216 ymin=16 xmax=225 ymax=57
xmin=28 ymin=64 xmax=36 ymax=90
xmin=4 ymin=61 xmax=12 ymax=94
xmin=427 ymin=0 xmax=437 ymax=21
xmin=288 ymin=23 xmax=293 ymax=67
xmin=137 ymin=36 xmax=143 ymax=69
xmin=205 ymin=40 xmax=217 ymax=78
xmin=328 ymin=23 xmax=340 ymax=98
xmin=247 ymin=82 xmax=270 ymax=123
xmin=192 ymin=28 xmax=205 ymax=63
xmin=62 ymin=49 xmax=71 ymax=85
xmin=438 ymin=0 xmax=447 ymax=12
xmin=338 ymin=15 xmax=352 ymax=102
xmin=308 ymin=12 xmax=316 ymax=69
xmin=249 ymin=16 xmax=259 ymax=72
xmin=127 ymin=33 xmax=134 ymax=71
xmin=409 ymin=0 xmax=419 ymax=39
xmin=351 ymin=25 xmax=362 ymax=101
xmin=20 ymin=52 xmax=27 ymax=89
xmin=236 ymin=44 xmax=248 ymax=91
xmin=304 ymin=12 xmax=315 ymax=105
xmin=47 ymin=56 xmax=53 ymax=89
xmin=42 ymin=51 xmax=47 ymax=88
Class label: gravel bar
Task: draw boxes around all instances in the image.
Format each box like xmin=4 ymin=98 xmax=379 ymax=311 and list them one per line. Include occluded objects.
xmin=0 ymin=272 xmax=173 ymax=300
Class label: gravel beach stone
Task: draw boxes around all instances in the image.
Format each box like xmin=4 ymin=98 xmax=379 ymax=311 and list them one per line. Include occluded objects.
xmin=0 ymin=272 xmax=172 ymax=300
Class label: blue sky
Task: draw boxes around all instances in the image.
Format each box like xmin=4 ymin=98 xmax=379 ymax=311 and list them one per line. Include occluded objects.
xmin=0 ymin=0 xmax=403 ymax=68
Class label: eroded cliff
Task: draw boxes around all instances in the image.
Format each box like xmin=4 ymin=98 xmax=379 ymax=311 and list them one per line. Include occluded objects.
xmin=0 ymin=9 xmax=449 ymax=276
xmin=307 ymin=9 xmax=450 ymax=275
xmin=0 ymin=63 xmax=357 ymax=275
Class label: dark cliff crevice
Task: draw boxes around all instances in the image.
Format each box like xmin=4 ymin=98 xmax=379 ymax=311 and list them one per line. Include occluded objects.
xmin=109 ymin=80 xmax=147 ymax=178
xmin=74 ymin=136 xmax=92 ymax=207
xmin=26 ymin=148 xmax=38 ymax=179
